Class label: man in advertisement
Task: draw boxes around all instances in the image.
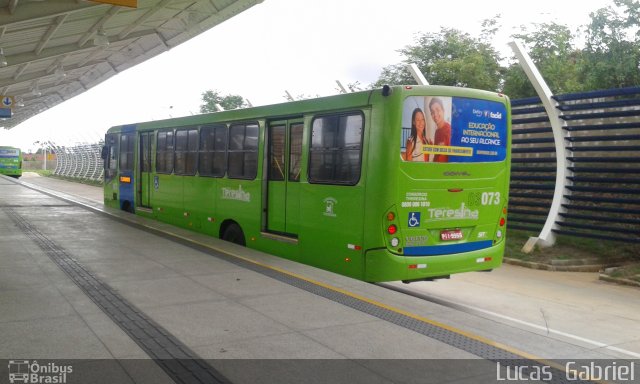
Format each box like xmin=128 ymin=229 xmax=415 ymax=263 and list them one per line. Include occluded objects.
xmin=429 ymin=97 xmax=452 ymax=162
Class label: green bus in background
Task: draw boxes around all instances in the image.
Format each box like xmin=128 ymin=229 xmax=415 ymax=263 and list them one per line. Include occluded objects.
xmin=0 ymin=146 xmax=22 ymax=178
xmin=103 ymin=85 xmax=511 ymax=283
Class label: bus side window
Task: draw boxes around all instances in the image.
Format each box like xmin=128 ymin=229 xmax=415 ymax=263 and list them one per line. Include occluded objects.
xmin=228 ymin=122 xmax=258 ymax=179
xmin=175 ymin=129 xmax=188 ymax=175
xmin=174 ymin=128 xmax=199 ymax=176
xmin=119 ymin=133 xmax=135 ymax=172
xmin=199 ymin=124 xmax=227 ymax=177
xmin=186 ymin=129 xmax=199 ymax=175
xmin=309 ymin=112 xmax=363 ymax=185
xmin=156 ymin=130 xmax=174 ymax=174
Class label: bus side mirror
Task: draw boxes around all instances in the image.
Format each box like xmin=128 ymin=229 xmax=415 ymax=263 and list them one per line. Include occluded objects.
xmin=101 ymin=146 xmax=108 ymax=160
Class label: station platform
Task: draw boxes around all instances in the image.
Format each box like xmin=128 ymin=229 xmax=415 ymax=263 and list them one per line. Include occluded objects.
xmin=1 ymin=174 xmax=638 ymax=384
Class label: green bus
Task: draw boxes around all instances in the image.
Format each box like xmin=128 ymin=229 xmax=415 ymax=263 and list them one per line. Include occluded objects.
xmin=103 ymin=85 xmax=511 ymax=283
xmin=0 ymin=146 xmax=22 ymax=178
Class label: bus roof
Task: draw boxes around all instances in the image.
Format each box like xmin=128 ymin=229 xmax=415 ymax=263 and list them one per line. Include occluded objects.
xmin=107 ymin=89 xmax=374 ymax=134
xmin=106 ymin=85 xmax=508 ymax=133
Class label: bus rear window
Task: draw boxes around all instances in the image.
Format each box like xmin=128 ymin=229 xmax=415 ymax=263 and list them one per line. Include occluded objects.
xmin=401 ymin=96 xmax=507 ymax=163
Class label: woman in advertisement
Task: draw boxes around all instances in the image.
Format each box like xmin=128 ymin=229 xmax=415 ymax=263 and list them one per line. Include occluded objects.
xmin=403 ymin=108 xmax=433 ymax=162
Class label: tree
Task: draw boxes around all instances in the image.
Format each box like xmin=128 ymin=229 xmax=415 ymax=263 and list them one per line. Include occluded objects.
xmin=374 ymin=25 xmax=504 ymax=92
xmin=579 ymin=0 xmax=640 ymax=90
xmin=503 ymin=22 xmax=582 ymax=98
xmin=503 ymin=0 xmax=640 ymax=97
xmin=373 ymin=1 xmax=639 ymax=99
xmin=200 ymin=90 xmax=248 ymax=113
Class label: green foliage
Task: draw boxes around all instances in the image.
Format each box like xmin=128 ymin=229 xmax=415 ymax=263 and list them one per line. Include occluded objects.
xmin=200 ymin=90 xmax=248 ymax=113
xmin=504 ymin=22 xmax=582 ymax=98
xmin=374 ymin=0 xmax=640 ymax=99
xmin=580 ymin=0 xmax=640 ymax=90
xmin=375 ymin=27 xmax=503 ymax=92
xmin=500 ymin=63 xmax=533 ymax=98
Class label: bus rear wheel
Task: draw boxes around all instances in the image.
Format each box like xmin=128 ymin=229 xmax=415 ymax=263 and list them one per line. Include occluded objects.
xmin=222 ymin=223 xmax=245 ymax=246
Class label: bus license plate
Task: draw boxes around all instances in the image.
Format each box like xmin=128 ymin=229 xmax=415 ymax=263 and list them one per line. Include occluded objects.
xmin=440 ymin=229 xmax=463 ymax=241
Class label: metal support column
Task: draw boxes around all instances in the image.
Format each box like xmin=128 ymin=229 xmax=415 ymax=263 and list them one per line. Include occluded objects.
xmin=509 ymin=40 xmax=573 ymax=252
xmin=407 ymin=63 xmax=429 ymax=85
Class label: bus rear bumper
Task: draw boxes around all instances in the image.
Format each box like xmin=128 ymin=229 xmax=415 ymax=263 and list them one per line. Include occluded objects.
xmin=364 ymin=241 xmax=505 ymax=283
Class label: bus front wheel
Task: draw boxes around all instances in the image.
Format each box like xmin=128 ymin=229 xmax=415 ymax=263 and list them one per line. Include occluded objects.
xmin=222 ymin=223 xmax=245 ymax=246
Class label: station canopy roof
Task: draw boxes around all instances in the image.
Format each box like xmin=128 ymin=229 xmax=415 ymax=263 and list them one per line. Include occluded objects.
xmin=0 ymin=0 xmax=261 ymax=129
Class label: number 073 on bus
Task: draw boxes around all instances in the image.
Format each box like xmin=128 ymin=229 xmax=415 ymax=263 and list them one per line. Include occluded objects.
xmin=102 ymin=85 xmax=511 ymax=283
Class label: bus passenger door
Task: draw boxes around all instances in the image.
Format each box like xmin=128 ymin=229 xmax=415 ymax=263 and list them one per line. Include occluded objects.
xmin=266 ymin=119 xmax=302 ymax=236
xmin=103 ymin=133 xmax=119 ymax=208
xmin=138 ymin=131 xmax=152 ymax=209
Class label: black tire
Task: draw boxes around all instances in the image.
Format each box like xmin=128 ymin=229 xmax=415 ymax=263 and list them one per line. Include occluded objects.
xmin=222 ymin=223 xmax=245 ymax=246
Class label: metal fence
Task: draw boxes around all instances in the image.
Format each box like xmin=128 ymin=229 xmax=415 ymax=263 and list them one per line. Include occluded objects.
xmin=509 ymin=86 xmax=640 ymax=244
xmin=51 ymin=143 xmax=104 ymax=181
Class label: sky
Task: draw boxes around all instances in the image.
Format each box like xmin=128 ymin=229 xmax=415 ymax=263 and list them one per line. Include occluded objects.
xmin=0 ymin=0 xmax=614 ymax=152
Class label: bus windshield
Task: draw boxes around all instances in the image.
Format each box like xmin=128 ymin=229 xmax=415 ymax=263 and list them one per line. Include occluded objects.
xmin=401 ymin=96 xmax=507 ymax=163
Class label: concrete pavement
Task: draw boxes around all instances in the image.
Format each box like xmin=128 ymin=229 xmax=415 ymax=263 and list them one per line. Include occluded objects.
xmin=1 ymin=173 xmax=637 ymax=383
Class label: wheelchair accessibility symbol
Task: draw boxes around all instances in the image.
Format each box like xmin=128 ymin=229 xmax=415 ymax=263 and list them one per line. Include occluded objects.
xmin=408 ymin=212 xmax=421 ymax=228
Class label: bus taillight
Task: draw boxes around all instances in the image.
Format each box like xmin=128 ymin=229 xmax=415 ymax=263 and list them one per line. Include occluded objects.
xmin=387 ymin=212 xmax=395 ymax=221
xmin=388 ymin=224 xmax=397 ymax=235
xmin=499 ymin=218 xmax=506 ymax=226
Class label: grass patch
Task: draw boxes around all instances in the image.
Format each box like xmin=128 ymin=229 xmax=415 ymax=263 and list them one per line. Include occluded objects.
xmin=607 ymin=263 xmax=640 ymax=283
xmin=29 ymin=169 xmax=54 ymax=177
xmin=507 ymin=229 xmax=638 ymax=262
xmin=49 ymin=174 xmax=103 ymax=187
xmin=506 ymin=229 xmax=640 ymax=279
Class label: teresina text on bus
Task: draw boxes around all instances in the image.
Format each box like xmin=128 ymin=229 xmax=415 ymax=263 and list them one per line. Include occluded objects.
xmin=428 ymin=202 xmax=479 ymax=220
xmin=221 ymin=185 xmax=251 ymax=202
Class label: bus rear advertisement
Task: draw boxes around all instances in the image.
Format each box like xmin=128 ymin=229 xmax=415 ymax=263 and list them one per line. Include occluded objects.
xmin=103 ymin=85 xmax=511 ymax=283
xmin=0 ymin=146 xmax=22 ymax=178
